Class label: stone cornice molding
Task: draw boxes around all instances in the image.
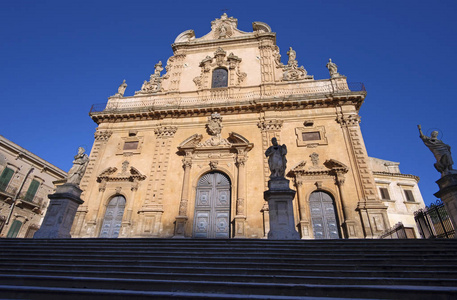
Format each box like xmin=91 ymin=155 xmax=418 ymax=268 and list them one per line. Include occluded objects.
xmin=90 ymin=90 xmax=365 ymax=124
xmin=373 ymin=171 xmax=420 ymax=182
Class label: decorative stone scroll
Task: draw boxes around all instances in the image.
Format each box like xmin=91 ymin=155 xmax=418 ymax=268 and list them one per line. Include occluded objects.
xmin=135 ymin=61 xmax=164 ymax=95
xmin=282 ymin=47 xmax=313 ymax=81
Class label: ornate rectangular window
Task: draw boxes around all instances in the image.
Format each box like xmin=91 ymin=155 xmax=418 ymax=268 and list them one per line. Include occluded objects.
xmin=295 ymin=126 xmax=328 ymax=147
xmin=379 ymin=187 xmax=390 ymax=200
xmin=123 ymin=141 xmax=139 ymax=150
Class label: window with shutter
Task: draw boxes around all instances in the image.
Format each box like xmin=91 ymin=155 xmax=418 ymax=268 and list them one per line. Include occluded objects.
xmin=24 ymin=179 xmax=40 ymax=202
xmin=0 ymin=167 xmax=14 ymax=192
xmin=404 ymin=190 xmax=415 ymax=202
xmin=379 ymin=187 xmax=390 ymax=200
xmin=7 ymin=220 xmax=22 ymax=238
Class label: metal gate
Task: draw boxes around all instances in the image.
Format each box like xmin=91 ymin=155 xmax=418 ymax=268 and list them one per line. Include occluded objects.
xmin=309 ymin=191 xmax=340 ymax=239
xmin=193 ymin=172 xmax=231 ymax=238
xmin=99 ymin=195 xmax=126 ymax=238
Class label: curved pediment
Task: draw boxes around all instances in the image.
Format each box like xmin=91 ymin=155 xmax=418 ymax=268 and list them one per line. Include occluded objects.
xmin=175 ymin=14 xmax=273 ymax=44
xmin=178 ymin=134 xmax=203 ymax=149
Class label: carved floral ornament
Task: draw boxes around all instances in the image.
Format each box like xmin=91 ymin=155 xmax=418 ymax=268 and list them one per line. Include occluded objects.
xmin=135 ymin=61 xmax=164 ymax=95
xmin=193 ymin=48 xmax=246 ymax=89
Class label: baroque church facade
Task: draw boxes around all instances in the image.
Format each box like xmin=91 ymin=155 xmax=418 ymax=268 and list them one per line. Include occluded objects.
xmin=71 ymin=14 xmax=424 ymax=239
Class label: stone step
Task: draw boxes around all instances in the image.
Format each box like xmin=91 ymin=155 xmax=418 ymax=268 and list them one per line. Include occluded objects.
xmin=1 ymin=275 xmax=456 ymax=299
xmin=1 ymin=269 xmax=456 ymax=287
xmin=0 ymin=285 xmax=378 ymax=300
xmin=3 ymin=262 xmax=457 ymax=278
xmin=0 ymin=253 xmax=457 ymax=268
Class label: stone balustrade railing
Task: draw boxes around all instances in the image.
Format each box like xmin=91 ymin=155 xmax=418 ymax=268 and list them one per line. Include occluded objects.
xmin=91 ymin=78 xmax=363 ymax=114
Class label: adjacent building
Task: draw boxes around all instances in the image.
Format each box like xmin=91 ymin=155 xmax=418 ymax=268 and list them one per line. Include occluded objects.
xmin=370 ymin=157 xmax=425 ymax=237
xmin=71 ymin=14 xmax=425 ymax=239
xmin=0 ymin=136 xmax=67 ymax=238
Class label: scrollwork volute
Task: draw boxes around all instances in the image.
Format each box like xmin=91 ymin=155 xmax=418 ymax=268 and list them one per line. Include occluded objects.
xmin=136 ymin=61 xmax=164 ymax=95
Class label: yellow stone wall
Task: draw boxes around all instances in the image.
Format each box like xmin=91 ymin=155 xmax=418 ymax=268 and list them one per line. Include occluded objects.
xmin=71 ymin=14 xmax=394 ymax=239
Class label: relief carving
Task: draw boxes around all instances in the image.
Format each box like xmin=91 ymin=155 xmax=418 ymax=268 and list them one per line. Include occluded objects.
xmin=279 ymin=47 xmax=313 ymax=81
xmin=136 ymin=61 xmax=164 ymax=94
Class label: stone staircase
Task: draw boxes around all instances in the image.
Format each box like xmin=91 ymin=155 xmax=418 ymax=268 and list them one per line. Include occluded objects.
xmin=0 ymin=238 xmax=456 ymax=299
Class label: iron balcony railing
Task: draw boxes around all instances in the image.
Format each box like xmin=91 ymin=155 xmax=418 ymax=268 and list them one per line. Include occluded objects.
xmin=89 ymin=82 xmax=366 ymax=114
xmin=414 ymin=199 xmax=455 ymax=239
xmin=379 ymin=222 xmax=408 ymax=239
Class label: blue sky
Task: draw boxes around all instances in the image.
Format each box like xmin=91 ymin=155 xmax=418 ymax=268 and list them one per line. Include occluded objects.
xmin=1 ymin=1 xmax=456 ymax=205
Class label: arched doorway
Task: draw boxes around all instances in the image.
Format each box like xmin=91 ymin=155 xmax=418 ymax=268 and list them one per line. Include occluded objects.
xmin=309 ymin=191 xmax=340 ymax=239
xmin=193 ymin=171 xmax=231 ymax=238
xmin=99 ymin=195 xmax=126 ymax=238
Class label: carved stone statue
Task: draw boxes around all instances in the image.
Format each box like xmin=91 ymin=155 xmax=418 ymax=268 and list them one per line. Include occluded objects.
xmin=418 ymin=125 xmax=456 ymax=176
xmin=265 ymin=137 xmax=287 ymax=178
xmin=112 ymin=80 xmax=127 ymax=97
xmin=154 ymin=61 xmax=163 ymax=77
xmin=326 ymin=58 xmax=340 ymax=78
xmin=287 ymin=47 xmax=296 ymax=64
xmin=67 ymin=147 xmax=90 ymax=185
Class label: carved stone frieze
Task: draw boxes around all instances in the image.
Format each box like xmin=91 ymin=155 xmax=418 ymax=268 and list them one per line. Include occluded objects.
xmin=154 ymin=126 xmax=178 ymax=139
xmin=94 ymin=129 xmax=112 ymax=142
xmin=257 ymin=119 xmax=283 ymax=131
xmin=336 ymin=114 xmax=361 ymax=127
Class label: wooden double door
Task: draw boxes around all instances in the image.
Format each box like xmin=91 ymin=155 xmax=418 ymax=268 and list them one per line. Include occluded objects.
xmin=193 ymin=172 xmax=231 ymax=238
xmin=310 ymin=191 xmax=340 ymax=239
xmin=99 ymin=195 xmax=126 ymax=238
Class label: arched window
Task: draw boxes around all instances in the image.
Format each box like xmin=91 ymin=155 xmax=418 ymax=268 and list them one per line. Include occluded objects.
xmin=211 ymin=68 xmax=228 ymax=88
xmin=99 ymin=195 xmax=126 ymax=238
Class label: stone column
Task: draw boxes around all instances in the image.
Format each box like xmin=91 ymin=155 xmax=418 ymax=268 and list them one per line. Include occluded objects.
xmin=34 ymin=184 xmax=84 ymax=239
xmin=174 ymin=158 xmax=192 ymax=237
xmin=295 ymin=179 xmax=312 ymax=239
xmin=264 ymin=178 xmax=300 ymax=240
xmin=434 ymin=174 xmax=457 ymax=238
xmin=234 ymin=156 xmax=247 ymax=238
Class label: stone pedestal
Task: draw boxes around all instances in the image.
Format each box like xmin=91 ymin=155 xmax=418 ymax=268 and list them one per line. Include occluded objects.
xmin=434 ymin=174 xmax=457 ymax=238
xmin=34 ymin=183 xmax=84 ymax=239
xmin=264 ymin=178 xmax=300 ymax=240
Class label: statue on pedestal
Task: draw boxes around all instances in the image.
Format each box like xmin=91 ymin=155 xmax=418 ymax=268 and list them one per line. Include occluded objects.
xmin=67 ymin=147 xmax=90 ymax=185
xmin=418 ymin=125 xmax=456 ymax=176
xmin=326 ymin=58 xmax=340 ymax=78
xmin=265 ymin=137 xmax=287 ymax=178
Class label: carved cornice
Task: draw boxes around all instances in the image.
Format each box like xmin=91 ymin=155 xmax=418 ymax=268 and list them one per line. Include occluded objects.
xmin=372 ymin=171 xmax=420 ymax=182
xmin=90 ymin=90 xmax=366 ymax=125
